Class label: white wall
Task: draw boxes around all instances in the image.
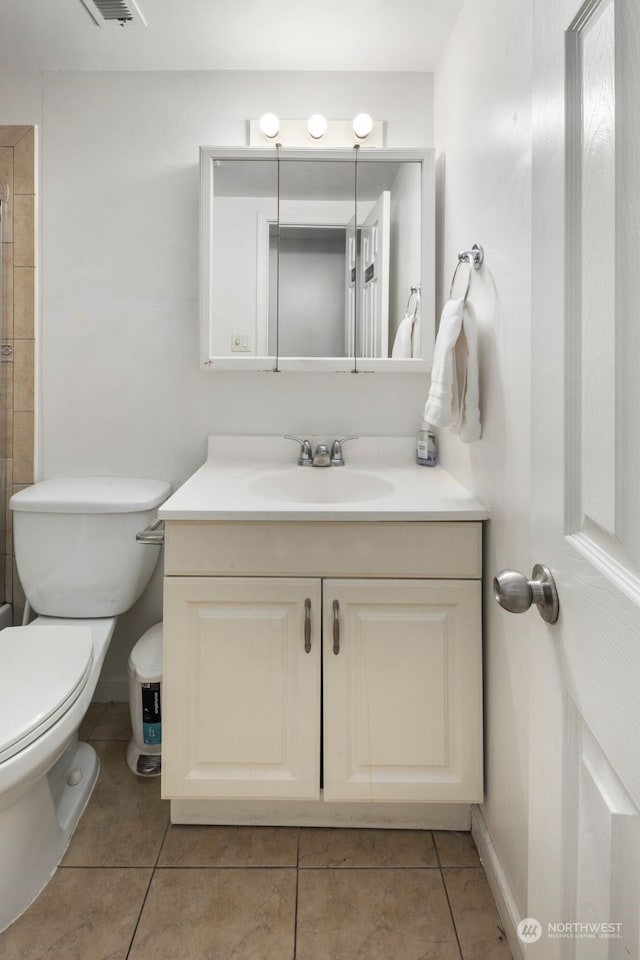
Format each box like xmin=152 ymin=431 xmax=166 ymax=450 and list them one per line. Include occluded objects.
xmin=435 ymin=0 xmax=533 ymax=926
xmin=0 ymin=69 xmax=434 ymax=692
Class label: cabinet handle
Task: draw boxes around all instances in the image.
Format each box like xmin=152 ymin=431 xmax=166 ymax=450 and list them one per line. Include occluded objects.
xmin=304 ymin=598 xmax=312 ymax=653
xmin=332 ymin=599 xmax=340 ymax=655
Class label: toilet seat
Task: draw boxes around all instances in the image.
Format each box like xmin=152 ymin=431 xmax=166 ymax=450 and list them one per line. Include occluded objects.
xmin=0 ymin=625 xmax=93 ymax=764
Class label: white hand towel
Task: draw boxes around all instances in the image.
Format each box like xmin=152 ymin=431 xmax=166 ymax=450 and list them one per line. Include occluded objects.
xmin=391 ymin=314 xmax=415 ymax=358
xmin=423 ymin=297 xmax=481 ymax=443
xmin=456 ymin=302 xmax=481 ymax=443
xmin=423 ymin=298 xmax=465 ymax=427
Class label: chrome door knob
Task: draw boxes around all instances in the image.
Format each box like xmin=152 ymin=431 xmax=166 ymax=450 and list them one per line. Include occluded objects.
xmin=493 ymin=564 xmax=559 ymax=623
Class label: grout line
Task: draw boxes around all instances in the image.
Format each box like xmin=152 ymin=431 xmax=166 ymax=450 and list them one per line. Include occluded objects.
xmin=297 ymin=863 xmax=441 ymax=870
xmin=153 ymin=864 xmax=298 ymax=870
xmin=123 ymin=810 xmax=170 ymax=959
xmin=61 ymin=861 xmax=443 ymax=871
xmin=61 ymin=864 xmax=162 ymax=870
xmin=433 ymin=834 xmax=465 ymax=960
xmin=293 ymin=828 xmax=300 ymax=960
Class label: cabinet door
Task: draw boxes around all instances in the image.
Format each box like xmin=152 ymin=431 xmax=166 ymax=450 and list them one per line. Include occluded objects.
xmin=323 ymin=579 xmax=482 ymax=803
xmin=163 ymin=577 xmax=321 ymax=800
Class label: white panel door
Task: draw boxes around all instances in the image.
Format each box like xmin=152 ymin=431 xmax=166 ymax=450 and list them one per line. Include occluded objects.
xmin=344 ymin=213 xmax=356 ymax=357
xmin=162 ymin=577 xmax=321 ymax=800
xmin=527 ymin=0 xmax=640 ymax=955
xmin=357 ymin=191 xmax=390 ymax=358
xmin=322 ymin=579 xmax=482 ymax=803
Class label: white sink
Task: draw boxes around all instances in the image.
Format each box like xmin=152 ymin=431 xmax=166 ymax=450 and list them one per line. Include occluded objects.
xmin=247 ymin=468 xmax=395 ymax=504
xmin=158 ymin=436 xmax=489 ymax=521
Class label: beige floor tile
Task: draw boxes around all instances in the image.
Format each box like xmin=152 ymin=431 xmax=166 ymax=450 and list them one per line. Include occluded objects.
xmin=434 ymin=831 xmax=481 ymax=867
xmin=89 ymin=701 xmax=133 ymax=740
xmin=0 ymin=867 xmax=151 ymax=960
xmin=62 ymin=740 xmax=169 ymax=867
xmin=129 ymin=867 xmax=296 ymax=960
xmin=299 ymin=826 xmax=438 ymax=868
xmin=78 ymin=701 xmax=108 ymax=740
xmin=158 ymin=824 xmax=298 ymax=867
xmin=444 ymin=868 xmax=512 ymax=959
xmin=296 ymin=868 xmax=461 ymax=960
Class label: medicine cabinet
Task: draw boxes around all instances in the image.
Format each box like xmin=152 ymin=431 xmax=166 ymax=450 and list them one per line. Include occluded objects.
xmin=199 ymin=147 xmax=435 ymax=372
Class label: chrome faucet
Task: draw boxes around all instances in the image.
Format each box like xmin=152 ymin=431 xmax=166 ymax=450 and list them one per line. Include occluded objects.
xmin=285 ymin=435 xmax=359 ymax=467
xmin=284 ymin=436 xmax=313 ymax=466
xmin=312 ymin=444 xmax=331 ymax=467
xmin=330 ymin=435 xmax=358 ymax=466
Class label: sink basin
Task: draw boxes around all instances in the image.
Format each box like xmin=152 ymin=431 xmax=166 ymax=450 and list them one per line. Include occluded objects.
xmin=247 ymin=468 xmax=395 ymax=504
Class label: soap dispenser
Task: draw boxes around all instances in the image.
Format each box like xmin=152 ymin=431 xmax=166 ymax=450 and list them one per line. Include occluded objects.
xmin=416 ymin=421 xmax=437 ymax=466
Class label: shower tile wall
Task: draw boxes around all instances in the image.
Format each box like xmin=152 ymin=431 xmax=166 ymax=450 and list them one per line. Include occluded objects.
xmin=0 ymin=125 xmax=35 ymax=623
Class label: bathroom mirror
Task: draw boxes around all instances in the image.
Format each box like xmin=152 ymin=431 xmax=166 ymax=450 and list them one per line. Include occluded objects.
xmin=199 ymin=147 xmax=434 ymax=372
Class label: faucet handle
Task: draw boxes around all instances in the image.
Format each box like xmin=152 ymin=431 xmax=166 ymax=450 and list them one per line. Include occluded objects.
xmin=330 ymin=435 xmax=359 ymax=466
xmin=284 ymin=435 xmax=313 ymax=466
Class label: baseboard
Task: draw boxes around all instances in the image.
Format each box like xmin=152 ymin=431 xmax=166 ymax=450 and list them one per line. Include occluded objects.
xmin=471 ymin=805 xmax=525 ymax=960
xmin=171 ymin=798 xmax=472 ymax=829
xmin=94 ymin=678 xmax=128 ymax=703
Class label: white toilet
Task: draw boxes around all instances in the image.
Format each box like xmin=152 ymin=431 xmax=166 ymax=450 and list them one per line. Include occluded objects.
xmin=0 ymin=476 xmax=171 ymax=933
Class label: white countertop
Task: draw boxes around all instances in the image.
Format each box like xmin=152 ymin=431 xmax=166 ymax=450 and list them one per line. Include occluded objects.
xmin=159 ymin=436 xmax=488 ymax=522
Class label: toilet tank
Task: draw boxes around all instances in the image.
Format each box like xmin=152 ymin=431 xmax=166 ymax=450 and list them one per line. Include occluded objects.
xmin=10 ymin=478 xmax=172 ymax=618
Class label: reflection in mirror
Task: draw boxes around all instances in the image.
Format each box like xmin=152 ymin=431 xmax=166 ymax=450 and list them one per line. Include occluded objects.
xmin=199 ymin=147 xmax=433 ymax=370
xmin=356 ymin=159 xmax=422 ymax=359
xmin=276 ymin=159 xmax=356 ymax=359
xmin=208 ymin=158 xmax=278 ymax=359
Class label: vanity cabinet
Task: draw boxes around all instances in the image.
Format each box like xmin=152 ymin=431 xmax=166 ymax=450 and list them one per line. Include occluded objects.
xmin=162 ymin=577 xmax=322 ymax=800
xmin=322 ymin=579 xmax=480 ymax=804
xmin=161 ymin=521 xmax=484 ymax=818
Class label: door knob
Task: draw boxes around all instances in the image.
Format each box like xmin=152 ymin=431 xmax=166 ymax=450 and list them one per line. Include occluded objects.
xmin=493 ymin=564 xmax=559 ymax=623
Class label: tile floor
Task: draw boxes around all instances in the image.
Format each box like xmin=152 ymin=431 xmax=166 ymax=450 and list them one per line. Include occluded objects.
xmin=1 ymin=703 xmax=513 ymax=960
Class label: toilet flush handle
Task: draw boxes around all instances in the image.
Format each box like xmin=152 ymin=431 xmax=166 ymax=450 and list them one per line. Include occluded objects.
xmin=136 ymin=518 xmax=165 ymax=545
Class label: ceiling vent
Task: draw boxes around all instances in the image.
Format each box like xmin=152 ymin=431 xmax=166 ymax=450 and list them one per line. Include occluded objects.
xmin=79 ymin=0 xmax=147 ymax=26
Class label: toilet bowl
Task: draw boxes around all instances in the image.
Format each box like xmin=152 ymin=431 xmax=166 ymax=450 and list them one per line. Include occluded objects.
xmin=0 ymin=477 xmax=170 ymax=933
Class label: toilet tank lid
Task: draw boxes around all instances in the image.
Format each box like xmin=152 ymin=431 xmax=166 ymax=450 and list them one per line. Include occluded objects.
xmin=10 ymin=478 xmax=172 ymax=514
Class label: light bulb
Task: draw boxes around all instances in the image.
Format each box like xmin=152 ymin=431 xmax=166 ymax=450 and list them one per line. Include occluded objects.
xmin=353 ymin=113 xmax=373 ymax=140
xmin=307 ymin=114 xmax=328 ymax=140
xmin=259 ymin=113 xmax=280 ymax=139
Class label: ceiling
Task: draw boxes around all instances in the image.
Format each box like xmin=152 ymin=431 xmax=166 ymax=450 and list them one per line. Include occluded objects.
xmin=0 ymin=0 xmax=465 ymax=72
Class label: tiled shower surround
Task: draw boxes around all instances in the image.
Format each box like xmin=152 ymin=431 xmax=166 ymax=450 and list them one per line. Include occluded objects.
xmin=0 ymin=124 xmax=35 ymax=622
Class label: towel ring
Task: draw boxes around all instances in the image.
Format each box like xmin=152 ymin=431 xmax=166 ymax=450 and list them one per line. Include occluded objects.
xmin=403 ymin=284 xmax=421 ymax=322
xmin=449 ymin=243 xmax=484 ymax=302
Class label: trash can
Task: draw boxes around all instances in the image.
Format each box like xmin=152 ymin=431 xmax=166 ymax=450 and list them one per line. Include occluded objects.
xmin=126 ymin=621 xmax=162 ymax=777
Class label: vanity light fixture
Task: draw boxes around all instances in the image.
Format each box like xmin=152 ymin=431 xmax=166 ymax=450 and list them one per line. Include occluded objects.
xmin=352 ymin=113 xmax=373 ymax=140
xmin=258 ymin=113 xmax=280 ymax=139
xmin=307 ymin=114 xmax=328 ymax=140
xmin=249 ymin=117 xmax=384 ymax=147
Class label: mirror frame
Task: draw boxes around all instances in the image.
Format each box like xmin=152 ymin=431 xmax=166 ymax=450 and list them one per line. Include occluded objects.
xmin=199 ymin=146 xmax=435 ymax=373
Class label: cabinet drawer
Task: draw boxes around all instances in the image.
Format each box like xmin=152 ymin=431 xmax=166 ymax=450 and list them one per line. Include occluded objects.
xmin=165 ymin=521 xmax=482 ymax=579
